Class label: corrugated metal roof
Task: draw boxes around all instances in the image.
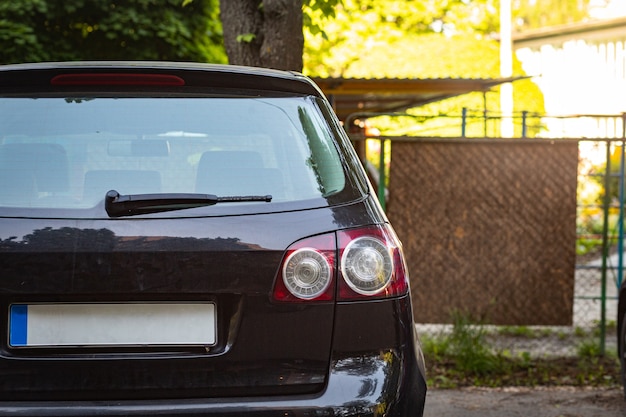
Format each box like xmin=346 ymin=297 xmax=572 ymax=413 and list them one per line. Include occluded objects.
xmin=311 ymin=76 xmax=523 ymax=121
xmin=512 ymin=16 xmax=626 ymax=47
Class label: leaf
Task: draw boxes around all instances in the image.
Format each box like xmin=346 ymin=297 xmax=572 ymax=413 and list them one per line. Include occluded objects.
xmin=236 ymin=33 xmax=256 ymax=43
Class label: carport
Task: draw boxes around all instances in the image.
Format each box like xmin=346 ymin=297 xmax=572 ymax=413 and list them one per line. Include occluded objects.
xmin=312 ymin=76 xmax=522 ymax=123
xmin=312 ymin=75 xmax=525 ymax=159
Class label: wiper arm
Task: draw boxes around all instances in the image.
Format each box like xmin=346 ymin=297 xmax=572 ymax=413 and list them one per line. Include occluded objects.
xmin=104 ymin=190 xmax=272 ymax=218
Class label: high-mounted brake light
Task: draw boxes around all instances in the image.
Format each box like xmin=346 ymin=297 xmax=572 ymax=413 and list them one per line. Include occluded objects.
xmin=50 ymin=73 xmax=185 ymax=86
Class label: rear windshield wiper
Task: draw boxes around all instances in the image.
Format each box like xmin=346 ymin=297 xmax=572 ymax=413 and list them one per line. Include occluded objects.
xmin=104 ymin=190 xmax=272 ymax=218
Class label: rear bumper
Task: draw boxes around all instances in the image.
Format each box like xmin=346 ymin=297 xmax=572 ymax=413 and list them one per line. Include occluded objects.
xmin=0 ymin=354 xmax=425 ymax=416
xmin=0 ymin=296 xmax=427 ymax=416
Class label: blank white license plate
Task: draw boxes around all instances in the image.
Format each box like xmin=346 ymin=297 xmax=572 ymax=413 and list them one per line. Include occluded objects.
xmin=9 ymin=303 xmax=216 ymax=347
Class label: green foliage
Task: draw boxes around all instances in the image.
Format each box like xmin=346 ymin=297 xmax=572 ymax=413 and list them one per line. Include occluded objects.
xmin=447 ymin=313 xmax=502 ymax=375
xmin=420 ymin=333 xmax=451 ymax=362
xmin=304 ymin=0 xmax=596 ymax=77
xmin=422 ymin=316 xmax=621 ymax=388
xmin=355 ymin=33 xmax=543 ymax=136
xmin=236 ymin=33 xmax=257 ymax=43
xmin=0 ymin=0 xmax=226 ymax=64
xmin=588 ymin=145 xmax=624 ymax=203
xmin=304 ymin=0 xmax=502 ymax=47
xmin=498 ymin=325 xmax=535 ymax=338
xmin=421 ymin=313 xmax=503 ymax=377
xmin=302 ymin=0 xmax=341 ymax=40
xmin=577 ymin=337 xmax=603 ymax=358
xmin=576 ymin=145 xmax=623 ymax=256
xmin=515 ymin=0 xmax=593 ymax=31
xmin=303 ymin=2 xmax=545 ymax=138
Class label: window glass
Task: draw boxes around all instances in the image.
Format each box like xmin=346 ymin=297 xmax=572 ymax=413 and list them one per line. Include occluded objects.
xmin=0 ymin=97 xmax=346 ymax=210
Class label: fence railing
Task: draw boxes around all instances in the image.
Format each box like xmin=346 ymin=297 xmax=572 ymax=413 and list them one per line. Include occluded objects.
xmin=347 ymin=110 xmax=626 ymax=139
xmin=348 ymin=112 xmax=626 ymax=356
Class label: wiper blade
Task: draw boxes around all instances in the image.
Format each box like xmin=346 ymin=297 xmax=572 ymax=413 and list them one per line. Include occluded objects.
xmin=104 ymin=190 xmax=272 ymax=218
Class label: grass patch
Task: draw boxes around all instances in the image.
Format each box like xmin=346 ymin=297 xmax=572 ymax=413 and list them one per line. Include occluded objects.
xmin=421 ymin=314 xmax=621 ymax=389
xmin=425 ymin=354 xmax=621 ymax=388
xmin=497 ymin=325 xmax=537 ymax=338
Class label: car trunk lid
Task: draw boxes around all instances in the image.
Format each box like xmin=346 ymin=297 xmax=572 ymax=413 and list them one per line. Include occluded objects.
xmin=0 ymin=213 xmax=336 ymax=401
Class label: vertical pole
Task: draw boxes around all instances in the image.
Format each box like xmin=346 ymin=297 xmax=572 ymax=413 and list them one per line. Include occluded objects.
xmin=600 ymin=140 xmax=611 ymax=356
xmin=499 ymin=0 xmax=514 ymax=138
xmin=378 ymin=138 xmax=386 ymax=211
xmin=619 ymin=114 xmax=626 ymax=289
xmin=461 ymin=107 xmax=467 ymax=137
xmin=521 ymin=111 xmax=528 ymax=138
xmin=483 ymin=92 xmax=488 ymax=137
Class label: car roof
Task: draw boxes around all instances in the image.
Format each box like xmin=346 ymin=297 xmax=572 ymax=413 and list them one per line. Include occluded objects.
xmin=0 ymin=61 xmax=325 ymax=97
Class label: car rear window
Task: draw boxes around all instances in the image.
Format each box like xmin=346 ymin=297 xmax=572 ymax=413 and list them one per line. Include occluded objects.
xmin=0 ymin=96 xmax=347 ymax=214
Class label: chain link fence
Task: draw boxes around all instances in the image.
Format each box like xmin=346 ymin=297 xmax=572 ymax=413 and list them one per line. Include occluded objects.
xmin=352 ymin=114 xmax=626 ymax=358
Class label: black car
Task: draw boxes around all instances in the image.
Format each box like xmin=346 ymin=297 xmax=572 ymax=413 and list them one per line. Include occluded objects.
xmin=0 ymin=62 xmax=426 ymax=416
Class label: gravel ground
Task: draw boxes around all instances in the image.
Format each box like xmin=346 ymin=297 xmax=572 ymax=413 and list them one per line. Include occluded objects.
xmin=424 ymin=386 xmax=626 ymax=417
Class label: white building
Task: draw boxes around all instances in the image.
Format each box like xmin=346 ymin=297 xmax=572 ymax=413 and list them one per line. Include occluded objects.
xmin=514 ymin=16 xmax=626 ymax=138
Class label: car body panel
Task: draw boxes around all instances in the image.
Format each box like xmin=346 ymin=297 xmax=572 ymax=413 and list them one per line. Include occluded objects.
xmin=0 ymin=199 xmax=386 ymax=400
xmin=0 ymin=296 xmax=426 ymax=416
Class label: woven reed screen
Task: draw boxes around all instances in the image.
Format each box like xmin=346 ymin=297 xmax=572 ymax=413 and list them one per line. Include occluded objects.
xmin=387 ymin=140 xmax=579 ymax=325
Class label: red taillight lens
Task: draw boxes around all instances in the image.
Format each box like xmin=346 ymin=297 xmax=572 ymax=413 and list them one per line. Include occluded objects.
xmin=272 ymin=233 xmax=336 ymax=303
xmin=50 ymin=73 xmax=185 ymax=86
xmin=338 ymin=225 xmax=409 ymax=300
xmin=272 ymin=225 xmax=409 ymax=303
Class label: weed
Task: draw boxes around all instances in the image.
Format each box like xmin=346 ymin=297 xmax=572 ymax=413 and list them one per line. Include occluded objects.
xmin=422 ymin=314 xmax=622 ymax=388
xmin=498 ymin=325 xmax=535 ymax=338
xmin=540 ymin=328 xmax=554 ymax=337
xmin=577 ymin=338 xmax=602 ymax=357
xmin=420 ymin=333 xmax=451 ymax=362
xmin=429 ymin=374 xmax=457 ymax=389
xmin=518 ymin=351 xmax=532 ymax=367
xmin=447 ymin=313 xmax=501 ymax=374
xmin=574 ymin=326 xmax=588 ymax=338
xmin=607 ymin=320 xmax=617 ymax=332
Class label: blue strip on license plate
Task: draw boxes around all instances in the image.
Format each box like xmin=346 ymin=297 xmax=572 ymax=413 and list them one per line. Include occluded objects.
xmin=9 ymin=303 xmax=216 ymax=347
xmin=9 ymin=304 xmax=28 ymax=346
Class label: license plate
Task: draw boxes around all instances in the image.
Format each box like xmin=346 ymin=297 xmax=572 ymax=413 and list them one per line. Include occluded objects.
xmin=9 ymin=303 xmax=216 ymax=347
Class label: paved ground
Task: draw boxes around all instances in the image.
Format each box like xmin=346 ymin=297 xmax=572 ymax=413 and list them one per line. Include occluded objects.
xmin=424 ymin=386 xmax=626 ymax=417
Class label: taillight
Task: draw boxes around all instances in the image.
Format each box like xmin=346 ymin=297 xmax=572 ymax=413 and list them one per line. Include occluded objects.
xmin=338 ymin=225 xmax=409 ymax=300
xmin=273 ymin=233 xmax=336 ymax=302
xmin=283 ymin=247 xmax=332 ymax=299
xmin=273 ymin=225 xmax=410 ymax=302
xmin=341 ymin=235 xmax=393 ymax=295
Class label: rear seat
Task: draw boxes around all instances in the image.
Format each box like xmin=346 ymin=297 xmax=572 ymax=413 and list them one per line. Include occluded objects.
xmin=195 ymin=151 xmax=285 ymax=199
xmin=0 ymin=143 xmax=69 ymax=206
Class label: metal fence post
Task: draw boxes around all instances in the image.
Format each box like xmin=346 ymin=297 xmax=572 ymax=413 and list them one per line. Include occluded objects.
xmin=483 ymin=93 xmax=488 ymax=137
xmin=600 ymin=140 xmax=611 ymax=356
xmin=619 ymin=113 xmax=626 ymax=290
xmin=378 ymin=138 xmax=386 ymax=211
xmin=461 ymin=107 xmax=467 ymax=137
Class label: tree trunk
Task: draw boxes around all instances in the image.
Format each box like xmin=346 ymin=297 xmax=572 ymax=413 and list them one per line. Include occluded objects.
xmin=219 ymin=0 xmax=303 ymax=71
